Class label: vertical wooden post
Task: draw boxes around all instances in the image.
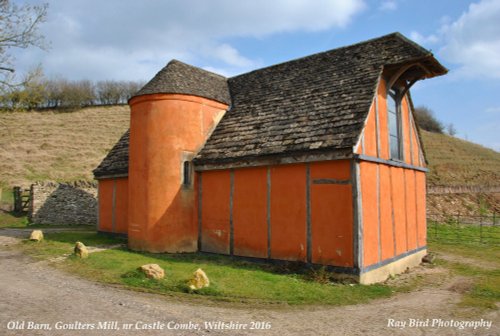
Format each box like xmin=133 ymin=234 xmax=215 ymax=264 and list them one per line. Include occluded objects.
xmin=13 ymin=186 xmax=21 ymax=213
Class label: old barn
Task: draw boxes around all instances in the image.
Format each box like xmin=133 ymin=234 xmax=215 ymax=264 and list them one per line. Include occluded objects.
xmin=94 ymin=33 xmax=447 ymax=283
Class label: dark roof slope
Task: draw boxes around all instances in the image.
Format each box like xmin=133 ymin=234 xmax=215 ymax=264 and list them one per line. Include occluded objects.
xmin=194 ymin=33 xmax=445 ymax=165
xmin=94 ymin=33 xmax=446 ymax=177
xmin=93 ymin=130 xmax=129 ymax=178
xmin=132 ymin=60 xmax=230 ymax=105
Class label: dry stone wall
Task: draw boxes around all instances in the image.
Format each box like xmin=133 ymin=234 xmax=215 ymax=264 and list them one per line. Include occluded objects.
xmin=427 ymin=185 xmax=500 ymax=194
xmin=30 ymin=181 xmax=97 ymax=225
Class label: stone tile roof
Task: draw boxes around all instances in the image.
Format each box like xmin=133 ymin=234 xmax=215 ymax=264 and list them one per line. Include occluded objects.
xmin=133 ymin=59 xmax=230 ymax=105
xmin=194 ymin=33 xmax=445 ymax=165
xmin=93 ymin=130 xmax=129 ymax=178
xmin=94 ymin=33 xmax=446 ymax=177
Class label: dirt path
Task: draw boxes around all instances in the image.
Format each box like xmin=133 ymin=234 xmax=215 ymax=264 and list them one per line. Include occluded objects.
xmin=0 ymin=231 xmax=497 ymax=336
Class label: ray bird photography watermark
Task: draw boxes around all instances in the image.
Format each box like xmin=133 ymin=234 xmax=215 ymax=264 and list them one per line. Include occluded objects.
xmin=387 ymin=318 xmax=493 ymax=331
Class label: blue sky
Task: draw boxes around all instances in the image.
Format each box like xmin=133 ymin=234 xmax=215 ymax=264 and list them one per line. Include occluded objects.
xmin=13 ymin=0 xmax=500 ymax=151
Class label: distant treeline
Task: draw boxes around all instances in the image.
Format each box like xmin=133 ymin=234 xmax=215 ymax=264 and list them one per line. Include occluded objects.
xmin=413 ymin=106 xmax=456 ymax=136
xmin=0 ymin=78 xmax=145 ymax=110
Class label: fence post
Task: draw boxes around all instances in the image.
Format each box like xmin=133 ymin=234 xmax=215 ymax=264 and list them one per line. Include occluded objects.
xmin=13 ymin=186 xmax=21 ymax=213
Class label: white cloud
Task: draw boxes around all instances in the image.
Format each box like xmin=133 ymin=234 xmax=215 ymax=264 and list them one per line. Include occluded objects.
xmin=438 ymin=0 xmax=500 ymax=78
xmin=379 ymin=0 xmax=397 ymax=11
xmin=13 ymin=0 xmax=366 ymax=81
xmin=208 ymin=44 xmax=256 ymax=68
xmin=409 ymin=31 xmax=439 ymax=45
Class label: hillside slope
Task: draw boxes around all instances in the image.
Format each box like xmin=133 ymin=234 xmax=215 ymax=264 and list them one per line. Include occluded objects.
xmin=421 ymin=130 xmax=500 ymax=187
xmin=0 ymin=107 xmax=499 ymax=189
xmin=0 ymin=106 xmax=130 ymax=188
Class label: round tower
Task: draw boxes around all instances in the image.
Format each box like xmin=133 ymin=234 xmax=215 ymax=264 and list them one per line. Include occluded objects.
xmin=127 ymin=60 xmax=229 ymax=252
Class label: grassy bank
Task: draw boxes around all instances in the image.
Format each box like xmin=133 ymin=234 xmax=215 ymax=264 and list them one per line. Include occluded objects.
xmin=19 ymin=231 xmax=391 ymax=305
xmin=0 ymin=105 xmax=129 ymax=187
xmin=0 ymin=211 xmax=28 ymax=228
xmin=7 ymin=223 xmax=499 ymax=308
xmin=429 ymin=240 xmax=500 ymax=311
xmin=421 ymin=130 xmax=500 ymax=187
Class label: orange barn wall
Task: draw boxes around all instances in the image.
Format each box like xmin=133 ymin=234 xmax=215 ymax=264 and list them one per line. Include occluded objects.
xmin=379 ymin=164 xmax=395 ymax=260
xmin=233 ymin=167 xmax=268 ymax=258
xmin=360 ymin=161 xmax=425 ymax=267
xmin=360 ymin=162 xmax=379 ymax=267
xmin=391 ymin=166 xmax=407 ymax=255
xmin=200 ymin=170 xmax=231 ymax=254
xmin=377 ymin=79 xmax=390 ymax=160
xmin=410 ymin=116 xmax=422 ymax=166
xmin=415 ymin=171 xmax=427 ymax=247
xmin=354 ymin=76 xmax=427 ymax=267
xmin=97 ymin=177 xmax=128 ymax=234
xmin=401 ymin=96 xmax=411 ymax=163
xmin=270 ymin=164 xmax=307 ymax=262
xmin=98 ymin=179 xmax=114 ymax=232
xmin=310 ymin=161 xmax=353 ymax=267
xmin=405 ymin=169 xmax=417 ymax=251
xmin=114 ymin=178 xmax=128 ymax=234
xmin=128 ymin=93 xmax=227 ymax=252
xmin=198 ymin=160 xmax=353 ymax=268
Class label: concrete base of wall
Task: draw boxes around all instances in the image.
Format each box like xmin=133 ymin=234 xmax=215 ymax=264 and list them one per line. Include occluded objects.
xmin=359 ymin=249 xmax=427 ymax=284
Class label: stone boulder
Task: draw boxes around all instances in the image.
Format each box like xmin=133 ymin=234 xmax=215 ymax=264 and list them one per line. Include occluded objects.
xmin=188 ymin=268 xmax=210 ymax=290
xmin=74 ymin=241 xmax=89 ymax=258
xmin=29 ymin=230 xmax=44 ymax=242
xmin=422 ymin=254 xmax=436 ymax=264
xmin=138 ymin=264 xmax=165 ymax=280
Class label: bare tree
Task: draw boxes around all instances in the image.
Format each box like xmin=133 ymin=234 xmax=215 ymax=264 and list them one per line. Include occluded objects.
xmin=0 ymin=0 xmax=48 ymax=88
xmin=447 ymin=123 xmax=457 ymax=136
xmin=413 ymin=106 xmax=444 ymax=134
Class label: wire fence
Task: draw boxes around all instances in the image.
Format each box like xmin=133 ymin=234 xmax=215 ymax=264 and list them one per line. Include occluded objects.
xmin=427 ymin=212 xmax=499 ymax=245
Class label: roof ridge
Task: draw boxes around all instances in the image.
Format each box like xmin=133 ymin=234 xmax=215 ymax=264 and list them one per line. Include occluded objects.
xmin=167 ymin=59 xmax=228 ymax=80
xmin=229 ymin=32 xmax=429 ymax=80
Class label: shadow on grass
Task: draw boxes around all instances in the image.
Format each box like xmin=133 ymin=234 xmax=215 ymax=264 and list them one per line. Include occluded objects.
xmin=24 ymin=231 xmax=393 ymax=305
xmin=44 ymin=231 xmax=127 ymax=246
xmin=44 ymin=231 xmax=349 ymax=283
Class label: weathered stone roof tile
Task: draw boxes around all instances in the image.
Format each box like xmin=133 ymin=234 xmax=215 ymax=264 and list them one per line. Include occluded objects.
xmin=94 ymin=32 xmax=446 ymax=177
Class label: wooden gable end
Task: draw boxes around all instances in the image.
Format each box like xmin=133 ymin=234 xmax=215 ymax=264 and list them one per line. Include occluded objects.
xmin=355 ymin=77 xmax=425 ymax=168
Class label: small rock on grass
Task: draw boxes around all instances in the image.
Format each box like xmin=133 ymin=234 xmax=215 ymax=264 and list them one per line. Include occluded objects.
xmin=29 ymin=230 xmax=44 ymax=242
xmin=74 ymin=241 xmax=89 ymax=258
xmin=422 ymin=253 xmax=436 ymax=264
xmin=138 ymin=264 xmax=164 ymax=280
xmin=188 ymin=268 xmax=210 ymax=290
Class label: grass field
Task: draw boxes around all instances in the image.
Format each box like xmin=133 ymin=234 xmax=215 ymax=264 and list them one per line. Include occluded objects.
xmin=429 ymin=240 xmax=500 ymax=310
xmin=8 ymin=221 xmax=497 ymax=309
xmin=421 ymin=130 xmax=500 ymax=187
xmin=19 ymin=231 xmax=392 ymax=305
xmin=0 ymin=106 xmax=129 ymax=188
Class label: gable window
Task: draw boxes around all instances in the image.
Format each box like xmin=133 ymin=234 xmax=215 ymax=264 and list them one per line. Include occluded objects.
xmin=183 ymin=161 xmax=192 ymax=187
xmin=387 ymin=88 xmax=402 ymax=160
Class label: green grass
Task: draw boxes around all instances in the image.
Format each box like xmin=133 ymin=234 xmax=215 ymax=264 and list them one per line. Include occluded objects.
xmin=20 ymin=231 xmax=392 ymax=305
xmin=12 ymin=226 xmax=500 ymax=308
xmin=0 ymin=211 xmax=28 ymax=228
xmin=1 ymin=187 xmax=14 ymax=204
xmin=428 ymin=235 xmax=500 ymax=312
xmin=21 ymin=232 xmax=125 ymax=259
xmin=427 ymin=221 xmax=500 ymax=245
xmin=433 ymin=258 xmax=500 ymax=310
